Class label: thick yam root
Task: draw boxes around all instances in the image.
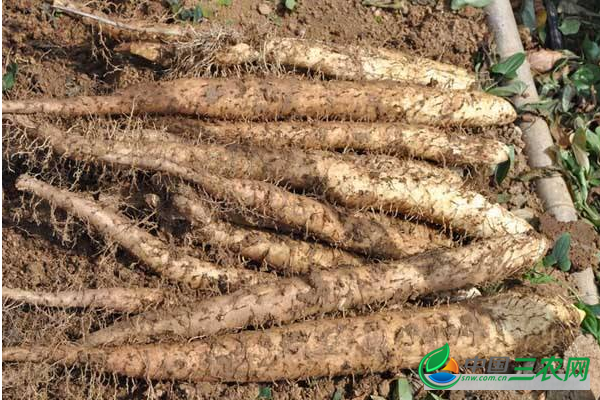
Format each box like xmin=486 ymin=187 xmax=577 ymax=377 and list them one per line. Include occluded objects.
xmin=4 ymin=289 xmax=577 ymax=382
xmin=166 ymin=120 xmax=510 ymax=166
xmin=118 ymin=139 xmax=528 ymax=238
xmin=53 ymin=1 xmax=476 ymax=89
xmin=83 ymin=232 xmax=548 ymax=345
xmin=2 ymin=77 xmax=516 ymax=127
xmin=2 ymin=287 xmax=164 ymax=313
xmin=15 ymin=175 xmax=272 ymax=290
xmin=15 ymin=120 xmax=450 ymax=258
xmin=173 ymin=187 xmax=364 ymax=273
xmin=216 ymin=38 xmax=477 ymax=90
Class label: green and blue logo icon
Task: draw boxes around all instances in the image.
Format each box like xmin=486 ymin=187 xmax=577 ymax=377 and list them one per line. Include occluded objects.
xmin=418 ymin=343 xmax=460 ymax=390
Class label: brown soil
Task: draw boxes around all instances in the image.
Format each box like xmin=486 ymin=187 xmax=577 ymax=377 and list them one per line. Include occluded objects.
xmin=1 ymin=0 xmax=579 ymax=399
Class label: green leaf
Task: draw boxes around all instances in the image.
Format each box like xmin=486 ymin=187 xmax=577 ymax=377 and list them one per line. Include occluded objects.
xmin=494 ymin=145 xmax=515 ymax=185
xmin=424 ymin=343 xmax=450 ymax=373
xmin=543 ymin=253 xmax=557 ymax=267
xmin=491 ymin=53 xmax=526 ymax=79
xmin=392 ymin=377 xmax=413 ymax=400
xmin=523 ymin=270 xmax=556 ymax=284
xmin=583 ymin=36 xmax=600 ymax=63
xmin=551 ymin=233 xmax=571 ymax=270
xmin=572 ymin=65 xmax=600 ymax=92
xmin=257 ymin=387 xmax=272 ymax=399
xmin=575 ymin=302 xmax=600 ymax=343
xmin=450 ymin=0 xmax=492 ymax=10
xmin=587 ymin=129 xmax=600 ymax=154
xmin=519 ymin=0 xmax=536 ymax=33
xmin=487 ymin=80 xmax=527 ymax=97
xmin=284 ymin=0 xmax=297 ymax=11
xmin=572 ymin=128 xmax=590 ymax=173
xmin=332 ymin=388 xmax=344 ymax=400
xmin=192 ymin=5 xmax=203 ymax=22
xmin=557 ymin=257 xmax=571 ymax=272
xmin=558 ymin=18 xmax=581 ymax=35
xmin=217 ymin=0 xmax=232 ymax=5
xmin=588 ymin=303 xmax=600 ymax=317
xmin=560 ymin=84 xmax=576 ymax=112
xmin=167 ymin=0 xmax=181 ymax=13
xmin=2 ymin=62 xmax=17 ymax=93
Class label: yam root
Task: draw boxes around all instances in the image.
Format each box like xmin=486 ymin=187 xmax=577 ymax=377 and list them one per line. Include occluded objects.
xmin=166 ymin=119 xmax=510 ymax=166
xmin=51 ymin=1 xmax=476 ymax=90
xmin=217 ymin=38 xmax=478 ymax=90
xmin=2 ymin=287 xmax=164 ymax=313
xmin=15 ymin=175 xmax=272 ymax=290
xmin=84 ymin=232 xmax=548 ymax=345
xmin=161 ymin=142 xmax=529 ymax=238
xmin=15 ymin=119 xmax=450 ymax=258
xmin=52 ymin=0 xmax=191 ymax=41
xmin=2 ymin=77 xmax=516 ymax=127
xmin=5 ymin=289 xmax=577 ymax=382
xmin=173 ymin=186 xmax=364 ymax=273
xmin=72 ymin=134 xmax=524 ymax=238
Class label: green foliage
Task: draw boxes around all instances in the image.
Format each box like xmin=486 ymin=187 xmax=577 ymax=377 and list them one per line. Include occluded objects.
xmin=168 ymin=0 xmax=208 ymax=22
xmin=217 ymin=0 xmax=232 ymax=6
xmin=575 ymin=301 xmax=600 ymax=344
xmin=523 ymin=269 xmax=557 ymax=285
xmin=543 ymin=233 xmax=572 ymax=272
xmin=257 ymin=386 xmax=272 ymax=399
xmin=486 ymin=80 xmax=527 ymax=97
xmin=284 ymin=0 xmax=296 ymax=11
xmin=519 ymin=0 xmax=536 ymax=33
xmin=559 ymin=18 xmax=581 ymax=35
xmin=484 ymin=53 xmax=527 ymax=99
xmin=582 ymin=36 xmax=600 ymax=63
xmin=494 ymin=145 xmax=515 ymax=185
xmin=391 ymin=377 xmax=413 ymax=400
xmin=332 ymin=388 xmax=344 ymax=400
xmin=2 ymin=62 xmax=17 ymax=93
xmin=450 ymin=0 xmax=492 ymax=11
xmin=525 ymin=15 xmax=600 ymax=230
xmin=490 ymin=53 xmax=526 ymax=79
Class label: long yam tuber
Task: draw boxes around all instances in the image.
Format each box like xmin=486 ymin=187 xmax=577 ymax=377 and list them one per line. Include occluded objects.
xmin=2 ymin=287 xmax=164 ymax=313
xmin=84 ymin=232 xmax=547 ymax=345
xmin=217 ymin=38 xmax=478 ymax=90
xmin=5 ymin=289 xmax=577 ymax=382
xmin=2 ymin=77 xmax=516 ymax=127
xmin=173 ymin=186 xmax=364 ymax=273
xmin=15 ymin=175 xmax=272 ymax=290
xmin=51 ymin=1 xmax=478 ymax=89
xmin=14 ymin=119 xmax=450 ymax=258
xmin=166 ymin=119 xmax=510 ymax=166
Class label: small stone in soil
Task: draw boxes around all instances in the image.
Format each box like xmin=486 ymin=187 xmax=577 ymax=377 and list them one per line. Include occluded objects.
xmin=258 ymin=4 xmax=272 ymax=15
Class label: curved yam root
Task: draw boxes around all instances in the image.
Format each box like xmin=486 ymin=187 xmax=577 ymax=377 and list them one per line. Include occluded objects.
xmin=5 ymin=289 xmax=577 ymax=382
xmin=15 ymin=175 xmax=272 ymax=290
xmin=17 ymin=120 xmax=449 ymax=259
xmin=173 ymin=187 xmax=364 ymax=273
xmin=2 ymin=287 xmax=164 ymax=313
xmin=53 ymin=0 xmax=475 ymax=89
xmin=83 ymin=232 xmax=548 ymax=346
xmin=133 ymin=141 xmax=528 ymax=238
xmin=2 ymin=77 xmax=516 ymax=127
xmin=166 ymin=120 xmax=510 ymax=166
xmin=215 ymin=38 xmax=477 ymax=90
xmin=52 ymin=0 xmax=191 ymax=41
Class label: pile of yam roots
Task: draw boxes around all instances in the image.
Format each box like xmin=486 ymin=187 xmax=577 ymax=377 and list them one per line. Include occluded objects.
xmin=1 ymin=3 xmax=579 ymax=385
